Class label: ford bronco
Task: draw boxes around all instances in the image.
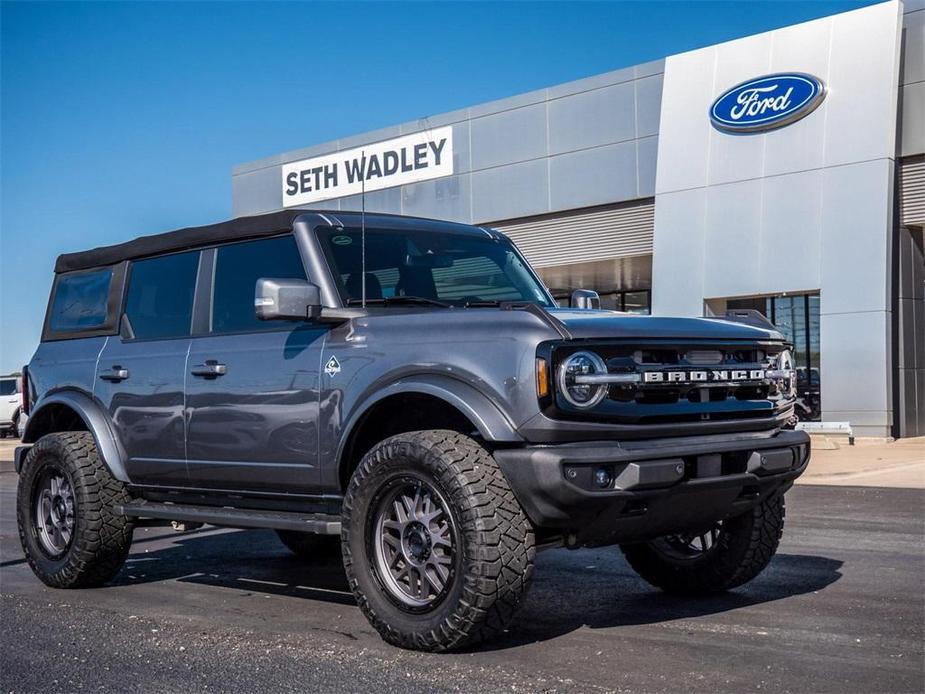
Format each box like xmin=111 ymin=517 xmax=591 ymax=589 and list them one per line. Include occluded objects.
xmin=16 ymin=210 xmax=809 ymax=651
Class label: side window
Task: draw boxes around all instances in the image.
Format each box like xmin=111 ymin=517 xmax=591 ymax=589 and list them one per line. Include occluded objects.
xmin=212 ymin=235 xmax=306 ymax=333
xmin=124 ymin=251 xmax=199 ymax=340
xmin=0 ymin=380 xmax=18 ymax=396
xmin=49 ymin=268 xmax=113 ymax=332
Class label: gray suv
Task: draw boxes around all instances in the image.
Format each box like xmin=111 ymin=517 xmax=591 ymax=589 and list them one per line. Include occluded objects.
xmin=16 ymin=210 xmax=809 ymax=651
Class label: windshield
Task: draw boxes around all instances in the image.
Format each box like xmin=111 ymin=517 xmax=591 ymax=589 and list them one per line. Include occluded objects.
xmin=317 ymin=226 xmax=554 ymax=308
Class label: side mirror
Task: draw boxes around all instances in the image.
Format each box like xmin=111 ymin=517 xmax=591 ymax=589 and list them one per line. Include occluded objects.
xmin=570 ymin=289 xmax=601 ymax=310
xmin=255 ymin=278 xmax=322 ymax=321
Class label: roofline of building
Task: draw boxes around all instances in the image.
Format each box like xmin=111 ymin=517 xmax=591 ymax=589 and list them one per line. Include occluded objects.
xmin=232 ymin=59 xmax=665 ymax=176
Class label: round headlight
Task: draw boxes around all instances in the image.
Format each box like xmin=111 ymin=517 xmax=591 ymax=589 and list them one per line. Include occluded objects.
xmin=557 ymin=351 xmax=608 ymax=408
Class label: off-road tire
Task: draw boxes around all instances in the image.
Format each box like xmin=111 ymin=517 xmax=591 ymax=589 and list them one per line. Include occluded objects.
xmin=342 ymin=430 xmax=535 ymax=652
xmin=17 ymin=432 xmax=133 ymax=588
xmin=621 ymin=493 xmax=785 ymax=595
xmin=275 ymin=530 xmax=341 ymax=559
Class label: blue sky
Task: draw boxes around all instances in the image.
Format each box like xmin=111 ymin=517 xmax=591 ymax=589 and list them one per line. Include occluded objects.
xmin=0 ymin=0 xmax=879 ymax=372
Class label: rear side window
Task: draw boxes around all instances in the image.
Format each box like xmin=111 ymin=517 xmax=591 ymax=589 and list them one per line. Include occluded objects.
xmin=212 ymin=235 xmax=306 ymax=333
xmin=0 ymin=379 xmax=18 ymax=396
xmin=49 ymin=268 xmax=113 ymax=332
xmin=125 ymin=251 xmax=199 ymax=340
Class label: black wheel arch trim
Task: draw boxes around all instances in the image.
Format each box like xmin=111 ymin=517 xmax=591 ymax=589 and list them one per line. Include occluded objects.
xmin=335 ymin=374 xmax=523 ymax=483
xmin=21 ymin=390 xmax=129 ymax=482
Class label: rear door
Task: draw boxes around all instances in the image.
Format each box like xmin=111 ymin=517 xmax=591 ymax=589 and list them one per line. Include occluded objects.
xmin=184 ymin=235 xmax=327 ymax=494
xmin=95 ymin=250 xmax=200 ymax=487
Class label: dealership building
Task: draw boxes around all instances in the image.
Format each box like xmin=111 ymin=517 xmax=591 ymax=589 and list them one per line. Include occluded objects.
xmin=232 ymin=0 xmax=924 ymax=438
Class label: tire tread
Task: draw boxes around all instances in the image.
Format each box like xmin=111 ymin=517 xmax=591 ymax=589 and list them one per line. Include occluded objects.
xmin=621 ymin=493 xmax=785 ymax=595
xmin=17 ymin=432 xmax=133 ymax=588
xmin=342 ymin=430 xmax=535 ymax=652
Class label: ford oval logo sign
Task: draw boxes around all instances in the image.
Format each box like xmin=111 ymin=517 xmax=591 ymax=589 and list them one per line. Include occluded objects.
xmin=710 ymin=73 xmax=826 ymax=133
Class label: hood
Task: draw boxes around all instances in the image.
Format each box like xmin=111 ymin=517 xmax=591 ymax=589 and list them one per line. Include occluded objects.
xmin=548 ymin=309 xmax=782 ymax=341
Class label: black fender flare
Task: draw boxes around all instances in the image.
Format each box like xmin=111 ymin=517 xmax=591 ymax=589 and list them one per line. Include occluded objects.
xmin=21 ymin=390 xmax=129 ymax=482
xmin=335 ymin=374 xmax=523 ymax=477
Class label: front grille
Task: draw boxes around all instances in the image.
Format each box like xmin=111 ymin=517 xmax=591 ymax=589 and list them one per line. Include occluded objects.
xmin=604 ymin=346 xmax=766 ymax=366
xmin=551 ymin=341 xmax=787 ymax=426
xmin=684 ymin=349 xmax=724 ymax=365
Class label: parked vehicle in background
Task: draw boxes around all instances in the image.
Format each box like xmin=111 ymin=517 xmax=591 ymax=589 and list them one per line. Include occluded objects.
xmin=14 ymin=211 xmax=809 ymax=652
xmin=0 ymin=376 xmax=22 ymax=438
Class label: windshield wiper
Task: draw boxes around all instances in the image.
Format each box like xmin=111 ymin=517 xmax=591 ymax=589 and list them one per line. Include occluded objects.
xmin=347 ymin=296 xmax=451 ymax=308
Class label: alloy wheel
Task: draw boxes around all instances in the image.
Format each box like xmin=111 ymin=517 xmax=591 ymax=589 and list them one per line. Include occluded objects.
xmin=34 ymin=470 xmax=75 ymax=558
xmin=656 ymin=521 xmax=723 ymax=559
xmin=371 ymin=477 xmax=456 ymax=609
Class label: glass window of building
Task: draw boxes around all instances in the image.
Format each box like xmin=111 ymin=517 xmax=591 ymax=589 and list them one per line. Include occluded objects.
xmin=727 ymin=293 xmax=821 ymax=421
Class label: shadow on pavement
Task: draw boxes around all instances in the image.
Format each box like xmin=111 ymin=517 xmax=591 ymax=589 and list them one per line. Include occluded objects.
xmin=475 ymin=551 xmax=844 ymax=651
xmin=105 ymin=527 xmax=843 ymax=650
xmin=113 ymin=527 xmax=355 ymax=605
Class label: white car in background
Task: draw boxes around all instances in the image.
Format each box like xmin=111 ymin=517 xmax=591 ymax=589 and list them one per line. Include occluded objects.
xmin=0 ymin=376 xmax=22 ymax=438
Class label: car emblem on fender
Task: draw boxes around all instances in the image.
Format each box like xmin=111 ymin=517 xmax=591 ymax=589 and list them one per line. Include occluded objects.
xmin=710 ymin=73 xmax=826 ymax=133
xmin=324 ymin=356 xmax=341 ymax=377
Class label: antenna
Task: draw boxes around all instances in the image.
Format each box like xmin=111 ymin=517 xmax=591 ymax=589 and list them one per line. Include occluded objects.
xmin=361 ymin=149 xmax=366 ymax=309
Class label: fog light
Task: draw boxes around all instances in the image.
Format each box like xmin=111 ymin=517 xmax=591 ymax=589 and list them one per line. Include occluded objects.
xmin=593 ymin=467 xmax=613 ymax=488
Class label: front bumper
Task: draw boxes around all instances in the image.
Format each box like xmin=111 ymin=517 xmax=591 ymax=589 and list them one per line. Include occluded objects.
xmin=493 ymin=429 xmax=809 ymax=546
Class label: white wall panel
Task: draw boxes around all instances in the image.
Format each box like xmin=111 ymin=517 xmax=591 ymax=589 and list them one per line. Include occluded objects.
xmin=654 ymin=49 xmax=714 ymax=194
xmin=820 ymin=311 xmax=891 ymax=416
xmin=651 ymin=188 xmax=707 ymax=316
xmin=824 ymin=4 xmax=903 ymax=167
xmin=819 ymin=160 xmax=894 ymax=314
xmin=702 ymin=180 xmax=764 ymax=298
xmin=758 ymin=169 xmax=824 ymax=294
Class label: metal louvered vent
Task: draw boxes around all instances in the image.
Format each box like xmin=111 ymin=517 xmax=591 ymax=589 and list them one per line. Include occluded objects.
xmin=900 ymin=156 xmax=925 ymax=228
xmin=488 ymin=201 xmax=655 ymax=268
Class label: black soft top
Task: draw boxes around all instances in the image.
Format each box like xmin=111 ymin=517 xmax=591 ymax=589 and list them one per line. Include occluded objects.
xmin=54 ymin=209 xmax=493 ymax=273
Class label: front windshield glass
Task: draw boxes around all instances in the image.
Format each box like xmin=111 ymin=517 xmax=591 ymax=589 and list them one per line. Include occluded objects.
xmin=317 ymin=226 xmax=554 ymax=308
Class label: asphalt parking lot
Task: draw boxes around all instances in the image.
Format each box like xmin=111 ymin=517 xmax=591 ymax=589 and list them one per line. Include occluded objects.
xmin=2 ymin=466 xmax=923 ymax=694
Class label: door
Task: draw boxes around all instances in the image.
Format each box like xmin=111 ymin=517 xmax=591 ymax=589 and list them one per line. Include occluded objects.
xmin=185 ymin=235 xmax=327 ymax=494
xmin=95 ymin=250 xmax=200 ymax=487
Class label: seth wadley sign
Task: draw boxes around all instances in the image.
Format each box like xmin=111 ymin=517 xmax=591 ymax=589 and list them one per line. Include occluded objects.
xmin=281 ymin=127 xmax=454 ymax=207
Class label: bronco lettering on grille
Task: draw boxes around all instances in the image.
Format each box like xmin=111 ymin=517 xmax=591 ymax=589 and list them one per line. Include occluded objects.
xmin=643 ymin=370 xmax=767 ymax=383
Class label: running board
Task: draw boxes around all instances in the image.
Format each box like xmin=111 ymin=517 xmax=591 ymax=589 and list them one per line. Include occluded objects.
xmin=118 ymin=500 xmax=341 ymax=534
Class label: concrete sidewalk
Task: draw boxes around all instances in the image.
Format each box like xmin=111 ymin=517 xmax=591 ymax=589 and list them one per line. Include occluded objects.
xmin=2 ymin=436 xmax=923 ymax=488
xmin=798 ymin=435 xmax=925 ymax=489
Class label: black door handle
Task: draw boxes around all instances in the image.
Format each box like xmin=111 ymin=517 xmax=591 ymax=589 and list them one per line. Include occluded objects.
xmin=191 ymin=361 xmax=227 ymax=379
xmin=99 ymin=366 xmax=130 ymax=382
